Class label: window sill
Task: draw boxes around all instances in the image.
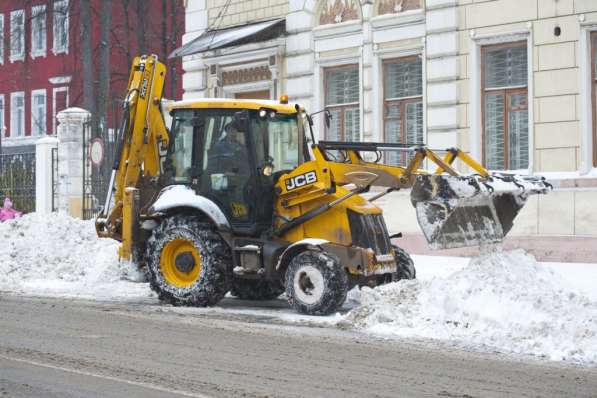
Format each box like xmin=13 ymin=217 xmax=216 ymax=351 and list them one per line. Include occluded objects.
xmin=9 ymin=54 xmax=25 ymax=63
xmin=370 ymin=9 xmax=425 ymax=30
xmin=52 ymin=48 xmax=68 ymax=56
xmin=313 ymin=20 xmax=362 ymax=40
xmin=535 ymin=170 xmax=597 ymax=189
xmin=31 ymin=50 xmax=47 ymax=59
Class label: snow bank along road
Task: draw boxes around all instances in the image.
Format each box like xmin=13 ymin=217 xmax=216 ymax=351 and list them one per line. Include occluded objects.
xmin=3 ymin=214 xmax=597 ymax=365
xmin=1 ymin=296 xmax=596 ymax=398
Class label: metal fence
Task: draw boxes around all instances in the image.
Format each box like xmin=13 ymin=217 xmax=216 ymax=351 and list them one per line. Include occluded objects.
xmin=81 ymin=101 xmax=123 ymax=220
xmin=82 ymin=123 xmax=118 ymax=220
xmin=0 ymin=152 xmax=36 ymax=213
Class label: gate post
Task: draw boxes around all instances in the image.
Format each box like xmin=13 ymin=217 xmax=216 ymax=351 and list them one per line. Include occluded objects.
xmin=56 ymin=107 xmax=91 ymax=218
xmin=35 ymin=137 xmax=59 ymax=214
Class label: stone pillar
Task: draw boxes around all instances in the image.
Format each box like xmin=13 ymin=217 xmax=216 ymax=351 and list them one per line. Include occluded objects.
xmin=56 ymin=107 xmax=90 ymax=219
xmin=35 ymin=136 xmax=59 ymax=214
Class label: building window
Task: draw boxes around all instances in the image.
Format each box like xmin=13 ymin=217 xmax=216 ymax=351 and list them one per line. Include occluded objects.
xmin=0 ymin=15 xmax=4 ymax=64
xmin=482 ymin=41 xmax=528 ymax=170
xmin=10 ymin=92 xmax=25 ymax=137
xmin=53 ymin=87 xmax=69 ymax=134
xmin=324 ymin=65 xmax=360 ymax=141
xmin=31 ymin=90 xmax=47 ymax=136
xmin=0 ymin=96 xmax=5 ymax=137
xmin=53 ymin=0 xmax=69 ymax=54
xmin=10 ymin=9 xmax=25 ymax=62
xmin=383 ymin=56 xmax=423 ymax=165
xmin=31 ymin=5 xmax=47 ymax=57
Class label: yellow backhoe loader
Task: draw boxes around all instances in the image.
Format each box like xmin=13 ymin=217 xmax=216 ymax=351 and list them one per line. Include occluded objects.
xmin=96 ymin=55 xmax=550 ymax=315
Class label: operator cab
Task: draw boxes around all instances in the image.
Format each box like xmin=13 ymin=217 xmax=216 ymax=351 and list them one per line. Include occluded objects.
xmin=164 ymin=99 xmax=307 ymax=235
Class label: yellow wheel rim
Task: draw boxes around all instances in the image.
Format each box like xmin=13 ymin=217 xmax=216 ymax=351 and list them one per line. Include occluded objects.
xmin=160 ymin=238 xmax=202 ymax=288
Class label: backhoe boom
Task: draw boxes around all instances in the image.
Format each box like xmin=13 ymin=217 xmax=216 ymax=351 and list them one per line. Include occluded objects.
xmin=95 ymin=55 xmax=169 ymax=260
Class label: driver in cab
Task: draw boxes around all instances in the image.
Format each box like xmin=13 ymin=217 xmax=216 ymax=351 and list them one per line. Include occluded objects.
xmin=209 ymin=122 xmax=248 ymax=172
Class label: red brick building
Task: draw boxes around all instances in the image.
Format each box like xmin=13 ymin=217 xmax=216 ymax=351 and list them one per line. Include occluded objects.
xmin=0 ymin=0 xmax=184 ymax=154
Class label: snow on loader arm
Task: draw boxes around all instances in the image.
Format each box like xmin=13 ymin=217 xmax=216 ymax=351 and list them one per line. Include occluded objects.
xmin=408 ymin=149 xmax=551 ymax=249
xmin=317 ymin=142 xmax=551 ymax=250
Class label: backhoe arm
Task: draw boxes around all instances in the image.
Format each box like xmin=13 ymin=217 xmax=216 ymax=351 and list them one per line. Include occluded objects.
xmin=96 ymin=55 xmax=169 ymax=260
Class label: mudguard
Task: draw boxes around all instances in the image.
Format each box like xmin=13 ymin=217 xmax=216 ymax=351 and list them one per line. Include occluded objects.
xmin=275 ymin=238 xmax=329 ymax=271
xmin=148 ymin=185 xmax=230 ymax=230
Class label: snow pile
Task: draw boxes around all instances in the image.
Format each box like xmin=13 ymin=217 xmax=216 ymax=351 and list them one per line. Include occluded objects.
xmin=341 ymin=249 xmax=597 ymax=364
xmin=0 ymin=213 xmax=152 ymax=300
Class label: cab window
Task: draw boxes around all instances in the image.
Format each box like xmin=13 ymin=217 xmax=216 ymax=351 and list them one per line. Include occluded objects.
xmin=167 ymin=110 xmax=196 ymax=183
xmin=251 ymin=112 xmax=301 ymax=173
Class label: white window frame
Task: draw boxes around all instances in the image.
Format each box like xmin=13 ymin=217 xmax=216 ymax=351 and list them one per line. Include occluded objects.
xmin=31 ymin=89 xmax=47 ymax=136
xmin=373 ymin=45 xmax=426 ymax=142
xmin=10 ymin=9 xmax=25 ymax=62
xmin=323 ymin=64 xmax=361 ymax=141
xmin=10 ymin=91 xmax=25 ymax=138
xmin=469 ymin=29 xmax=534 ymax=174
xmin=0 ymin=15 xmax=4 ymax=65
xmin=0 ymin=95 xmax=5 ymax=138
xmin=31 ymin=5 xmax=47 ymax=58
xmin=314 ymin=55 xmax=363 ymax=142
xmin=53 ymin=0 xmax=69 ymax=55
xmin=52 ymin=86 xmax=69 ymax=134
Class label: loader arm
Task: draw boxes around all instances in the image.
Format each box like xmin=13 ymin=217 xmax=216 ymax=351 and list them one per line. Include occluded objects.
xmin=96 ymin=55 xmax=169 ymax=260
xmin=276 ymin=141 xmax=550 ymax=250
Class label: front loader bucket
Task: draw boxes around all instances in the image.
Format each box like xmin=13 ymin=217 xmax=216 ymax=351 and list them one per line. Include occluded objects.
xmin=411 ymin=174 xmax=550 ymax=250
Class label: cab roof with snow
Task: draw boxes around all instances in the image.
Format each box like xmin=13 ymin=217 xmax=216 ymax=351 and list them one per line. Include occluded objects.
xmin=167 ymin=98 xmax=301 ymax=114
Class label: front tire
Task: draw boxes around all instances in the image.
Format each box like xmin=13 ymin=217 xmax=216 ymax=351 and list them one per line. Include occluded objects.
xmin=285 ymin=251 xmax=348 ymax=315
xmin=392 ymin=245 xmax=416 ymax=281
xmin=146 ymin=215 xmax=231 ymax=306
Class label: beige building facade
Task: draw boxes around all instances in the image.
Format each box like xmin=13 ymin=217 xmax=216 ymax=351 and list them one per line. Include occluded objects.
xmin=181 ymin=0 xmax=597 ymax=261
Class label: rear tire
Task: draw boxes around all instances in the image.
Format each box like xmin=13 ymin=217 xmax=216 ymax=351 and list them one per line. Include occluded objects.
xmin=285 ymin=251 xmax=348 ymax=316
xmin=392 ymin=245 xmax=416 ymax=281
xmin=146 ymin=215 xmax=231 ymax=306
xmin=230 ymin=278 xmax=284 ymax=300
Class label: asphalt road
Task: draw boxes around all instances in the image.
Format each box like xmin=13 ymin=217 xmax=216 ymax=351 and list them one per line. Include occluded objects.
xmin=1 ymin=296 xmax=596 ymax=398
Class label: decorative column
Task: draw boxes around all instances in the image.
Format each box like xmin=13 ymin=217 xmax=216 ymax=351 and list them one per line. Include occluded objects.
xmin=35 ymin=136 xmax=59 ymax=214
xmin=425 ymin=0 xmax=459 ymax=149
xmin=56 ymin=107 xmax=90 ymax=219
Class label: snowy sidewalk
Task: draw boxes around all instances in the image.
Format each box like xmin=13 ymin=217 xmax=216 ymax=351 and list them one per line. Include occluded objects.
xmin=1 ymin=213 xmax=596 ymax=365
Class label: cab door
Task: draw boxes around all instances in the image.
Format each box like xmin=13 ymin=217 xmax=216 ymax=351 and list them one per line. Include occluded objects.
xmin=197 ymin=110 xmax=258 ymax=232
xmin=250 ymin=111 xmax=302 ymax=231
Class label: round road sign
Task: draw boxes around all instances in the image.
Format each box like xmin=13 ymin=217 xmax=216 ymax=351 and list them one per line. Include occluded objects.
xmin=89 ymin=138 xmax=104 ymax=167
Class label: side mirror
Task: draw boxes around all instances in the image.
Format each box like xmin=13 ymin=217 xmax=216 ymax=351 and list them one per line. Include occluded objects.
xmin=324 ymin=111 xmax=332 ymax=129
xmin=306 ymin=114 xmax=314 ymax=127
xmin=308 ymin=108 xmax=332 ymax=130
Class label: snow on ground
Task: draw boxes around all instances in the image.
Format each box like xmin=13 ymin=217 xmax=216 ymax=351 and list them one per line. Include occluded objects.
xmin=342 ymin=250 xmax=597 ymax=364
xmin=0 ymin=213 xmax=152 ymax=301
xmin=1 ymin=213 xmax=597 ymax=365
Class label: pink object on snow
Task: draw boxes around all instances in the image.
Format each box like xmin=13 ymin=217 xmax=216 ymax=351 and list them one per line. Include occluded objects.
xmin=0 ymin=198 xmax=23 ymax=221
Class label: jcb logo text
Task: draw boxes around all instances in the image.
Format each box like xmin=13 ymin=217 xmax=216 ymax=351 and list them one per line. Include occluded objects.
xmin=285 ymin=171 xmax=317 ymax=191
